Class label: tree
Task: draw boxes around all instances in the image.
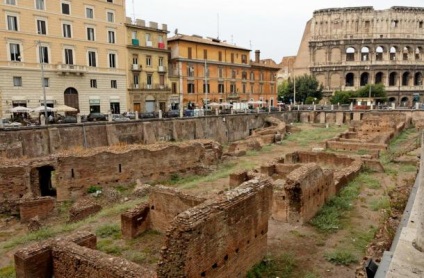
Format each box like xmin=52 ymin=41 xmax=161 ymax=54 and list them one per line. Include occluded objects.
xmin=356 ymin=84 xmax=387 ymax=101
xmin=278 ymin=74 xmax=323 ymax=104
xmin=329 ymin=90 xmax=355 ymax=104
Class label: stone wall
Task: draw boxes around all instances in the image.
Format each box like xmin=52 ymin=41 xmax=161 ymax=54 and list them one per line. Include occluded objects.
xmin=285 ymin=164 xmax=334 ymax=224
xmin=19 ymin=197 xmax=55 ymax=222
xmin=284 ymin=151 xmax=355 ymax=168
xmin=0 ymin=166 xmax=29 ymax=200
xmin=157 ymin=178 xmax=273 ymax=278
xmin=121 ymin=202 xmax=151 ymax=239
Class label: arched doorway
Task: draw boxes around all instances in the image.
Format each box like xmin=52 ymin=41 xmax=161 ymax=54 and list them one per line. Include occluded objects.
xmin=360 ymin=72 xmax=369 ymax=86
xmin=38 ymin=165 xmax=56 ymax=197
xmin=400 ymin=97 xmax=409 ymax=107
xmin=64 ymin=87 xmax=79 ymax=111
xmin=375 ymin=72 xmax=384 ymax=84
xmin=345 ymin=73 xmax=354 ymax=87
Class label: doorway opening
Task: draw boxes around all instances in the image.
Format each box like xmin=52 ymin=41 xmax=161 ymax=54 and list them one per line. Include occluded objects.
xmin=38 ymin=166 xmax=56 ymax=197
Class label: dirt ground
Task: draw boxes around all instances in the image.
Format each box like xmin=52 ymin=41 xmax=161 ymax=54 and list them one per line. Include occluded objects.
xmin=0 ymin=123 xmax=419 ymax=278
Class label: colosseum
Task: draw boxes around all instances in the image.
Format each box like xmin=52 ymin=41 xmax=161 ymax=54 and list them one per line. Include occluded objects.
xmin=293 ymin=6 xmax=424 ymax=106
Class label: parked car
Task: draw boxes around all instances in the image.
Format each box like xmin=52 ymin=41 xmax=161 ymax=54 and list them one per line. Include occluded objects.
xmin=57 ymin=115 xmax=77 ymax=124
xmin=122 ymin=112 xmax=136 ymax=120
xmin=139 ymin=112 xmax=157 ymax=119
xmin=112 ymin=114 xmax=130 ymax=121
xmin=164 ymin=110 xmax=180 ymax=118
xmin=1 ymin=118 xmax=22 ymax=127
xmin=87 ymin=112 xmax=107 ymax=122
xmin=184 ymin=109 xmax=194 ymax=117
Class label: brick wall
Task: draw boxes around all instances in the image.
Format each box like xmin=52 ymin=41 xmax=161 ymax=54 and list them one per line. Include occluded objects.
xmin=121 ymin=202 xmax=151 ymax=239
xmin=285 ymin=164 xmax=334 ymax=224
xmin=19 ymin=197 xmax=55 ymax=222
xmin=157 ymin=178 xmax=273 ymax=278
xmin=0 ymin=166 xmax=28 ymax=202
xmin=149 ymin=185 xmax=206 ymax=232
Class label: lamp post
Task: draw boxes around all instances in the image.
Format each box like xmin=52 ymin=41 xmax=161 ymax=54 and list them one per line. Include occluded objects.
xmin=204 ymin=59 xmax=208 ymax=112
xmin=38 ymin=41 xmax=48 ymax=123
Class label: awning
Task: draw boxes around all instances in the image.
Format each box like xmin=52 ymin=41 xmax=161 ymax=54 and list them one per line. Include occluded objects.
xmin=89 ymin=96 xmax=100 ymax=105
xmin=109 ymin=96 xmax=120 ymax=102
xmin=12 ymin=96 xmax=27 ymax=101
xmin=39 ymin=96 xmax=55 ymax=104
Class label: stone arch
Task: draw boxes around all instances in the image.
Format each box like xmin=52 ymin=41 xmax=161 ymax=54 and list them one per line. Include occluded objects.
xmin=400 ymin=96 xmax=409 ymax=107
xmin=402 ymin=72 xmax=411 ymax=86
xmin=403 ymin=46 xmax=412 ymax=60
xmin=315 ymin=74 xmax=325 ymax=88
xmin=331 ymin=47 xmax=341 ymax=63
xmin=346 ymin=47 xmax=355 ymax=61
xmin=315 ymin=48 xmax=326 ymax=64
xmin=389 ymin=72 xmax=397 ymax=86
xmin=390 ymin=46 xmax=397 ymax=60
xmin=375 ymin=72 xmax=384 ymax=84
xmin=330 ymin=73 xmax=341 ymax=89
xmin=360 ymin=72 xmax=369 ymax=86
xmin=345 ymin=72 xmax=354 ymax=87
xmin=375 ymin=46 xmax=384 ymax=61
xmin=414 ymin=72 xmax=423 ymax=85
xmin=389 ymin=97 xmax=396 ymax=103
xmin=361 ymin=46 xmax=370 ymax=61
xmin=416 ymin=47 xmax=422 ymax=60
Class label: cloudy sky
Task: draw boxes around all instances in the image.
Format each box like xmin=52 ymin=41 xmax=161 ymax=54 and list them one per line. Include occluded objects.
xmin=126 ymin=0 xmax=424 ymax=62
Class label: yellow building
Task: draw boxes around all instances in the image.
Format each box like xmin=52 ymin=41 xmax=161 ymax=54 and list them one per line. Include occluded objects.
xmin=0 ymin=0 xmax=128 ymax=116
xmin=167 ymin=34 xmax=280 ymax=109
xmin=125 ymin=18 xmax=173 ymax=113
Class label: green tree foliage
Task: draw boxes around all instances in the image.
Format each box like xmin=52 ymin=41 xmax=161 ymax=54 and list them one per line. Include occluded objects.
xmin=356 ymin=84 xmax=387 ymax=100
xmin=278 ymin=74 xmax=323 ymax=104
xmin=329 ymin=90 xmax=355 ymax=104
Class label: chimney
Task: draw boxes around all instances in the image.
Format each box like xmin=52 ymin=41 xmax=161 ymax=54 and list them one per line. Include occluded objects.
xmin=255 ymin=50 xmax=260 ymax=63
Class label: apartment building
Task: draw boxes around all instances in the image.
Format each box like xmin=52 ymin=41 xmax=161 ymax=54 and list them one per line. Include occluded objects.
xmin=168 ymin=34 xmax=279 ymax=109
xmin=125 ymin=17 xmax=173 ymax=113
xmin=0 ymin=0 xmax=127 ymax=116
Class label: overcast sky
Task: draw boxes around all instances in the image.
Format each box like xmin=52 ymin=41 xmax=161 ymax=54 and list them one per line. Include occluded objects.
xmin=126 ymin=0 xmax=424 ymax=62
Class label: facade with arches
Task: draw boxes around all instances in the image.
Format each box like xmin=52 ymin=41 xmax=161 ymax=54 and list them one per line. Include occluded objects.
xmin=294 ymin=6 xmax=424 ymax=106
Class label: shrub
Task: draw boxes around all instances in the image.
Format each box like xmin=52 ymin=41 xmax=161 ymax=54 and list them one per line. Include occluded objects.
xmin=325 ymin=250 xmax=358 ymax=265
xmin=87 ymin=185 xmax=102 ymax=194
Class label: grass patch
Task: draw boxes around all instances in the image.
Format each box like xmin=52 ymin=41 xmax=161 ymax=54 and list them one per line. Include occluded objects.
xmin=369 ymin=196 xmax=391 ymax=212
xmin=324 ymin=250 xmax=358 ymax=266
xmin=247 ymin=254 xmax=297 ymax=278
xmin=285 ymin=125 xmax=347 ymax=147
xmin=399 ymin=164 xmax=418 ymax=173
xmin=310 ymin=173 xmax=369 ymax=232
xmin=350 ymin=226 xmax=378 ymax=252
xmin=123 ymin=250 xmax=147 ymax=264
xmin=0 ymin=265 xmax=15 ymax=278
xmin=97 ymin=239 xmax=126 ymax=255
xmin=96 ymin=224 xmax=121 ymax=239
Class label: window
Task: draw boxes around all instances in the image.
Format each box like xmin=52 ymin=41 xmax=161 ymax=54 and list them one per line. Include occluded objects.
xmin=230 ymin=84 xmax=236 ymax=93
xmin=218 ymin=83 xmax=224 ymax=93
xmin=87 ymin=27 xmax=95 ymax=41
xmin=13 ymin=76 xmax=22 ymax=87
xmin=231 ymin=53 xmax=234 ymax=63
xmin=231 ymin=70 xmax=236 ymax=79
xmin=188 ymin=83 xmax=195 ymax=93
xmin=7 ymin=15 xmax=18 ymax=31
xmin=90 ymin=79 xmax=97 ymax=88
xmin=188 ymin=47 xmax=192 ymax=59
xmin=43 ymin=78 xmax=49 ymax=87
xmin=88 ymin=51 xmax=96 ymax=67
xmin=64 ymin=48 xmax=73 ymax=64
xmin=133 ymin=75 xmax=139 ymax=87
xmin=10 ymin=43 xmax=21 ymax=61
xmin=111 ymin=80 xmax=117 ymax=88
xmin=108 ymin=30 xmax=115 ymax=43
xmin=392 ymin=20 xmax=399 ymax=28
xmin=218 ymin=51 xmax=222 ymax=62
xmin=6 ymin=0 xmax=16 ymax=5
xmin=107 ymin=11 xmax=114 ymax=22
xmin=218 ymin=68 xmax=223 ymax=78
xmin=36 ymin=0 xmax=44 ymax=10
xmin=109 ymin=53 xmax=116 ymax=68
xmin=86 ymin=7 xmax=94 ymax=18
xmin=242 ymin=55 xmax=247 ymax=64
xmin=107 ymin=0 xmax=113 ymax=2
xmin=62 ymin=2 xmax=70 ymax=15
xmin=63 ymin=23 xmax=72 ymax=38
xmin=132 ymin=55 xmax=138 ymax=65
xmin=147 ymin=74 xmax=152 ymax=87
xmin=159 ymin=75 xmax=165 ymax=86
xmin=204 ymin=49 xmax=207 ymax=59
xmin=146 ymin=56 xmax=151 ymax=67
xmin=420 ymin=21 xmax=424 ymax=29
xmin=159 ymin=57 xmax=164 ymax=66
xmin=188 ymin=66 xmax=194 ymax=77
xmin=39 ymin=46 xmax=49 ymax=63
xmin=37 ymin=20 xmax=46 ymax=35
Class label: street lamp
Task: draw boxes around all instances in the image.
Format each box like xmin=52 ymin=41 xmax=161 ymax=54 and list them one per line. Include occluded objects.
xmin=38 ymin=40 xmax=48 ymax=123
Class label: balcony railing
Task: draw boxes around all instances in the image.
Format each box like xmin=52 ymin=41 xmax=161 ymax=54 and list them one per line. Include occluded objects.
xmin=131 ymin=64 xmax=141 ymax=71
xmin=56 ymin=64 xmax=87 ymax=75
xmin=158 ymin=65 xmax=167 ymax=72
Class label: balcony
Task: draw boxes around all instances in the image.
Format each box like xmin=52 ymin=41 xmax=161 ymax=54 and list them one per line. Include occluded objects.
xmin=140 ymin=83 xmax=170 ymax=90
xmin=146 ymin=41 xmax=152 ymax=47
xmin=131 ymin=64 xmax=141 ymax=71
xmin=158 ymin=42 xmax=165 ymax=49
xmin=56 ymin=64 xmax=87 ymax=75
xmin=132 ymin=39 xmax=139 ymax=46
xmin=158 ymin=65 xmax=167 ymax=72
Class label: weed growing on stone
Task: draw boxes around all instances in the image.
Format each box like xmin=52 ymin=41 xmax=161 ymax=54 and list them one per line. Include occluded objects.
xmin=324 ymin=249 xmax=358 ymax=266
xmin=369 ymin=196 xmax=391 ymax=212
xmin=97 ymin=239 xmax=126 ymax=255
